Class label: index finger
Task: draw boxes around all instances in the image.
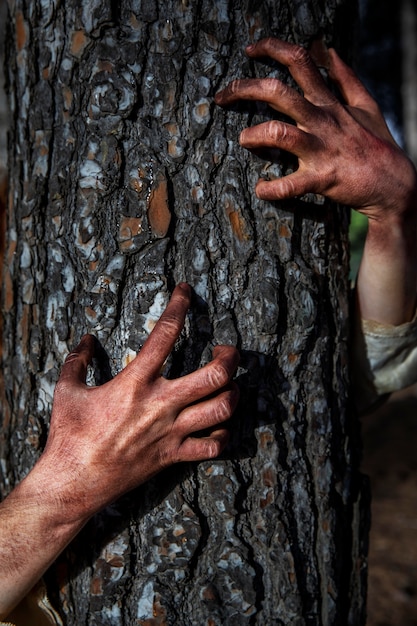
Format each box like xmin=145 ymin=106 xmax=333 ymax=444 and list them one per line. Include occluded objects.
xmin=215 ymin=77 xmax=315 ymax=124
xmin=58 ymin=334 xmax=95 ymax=387
xmin=125 ymin=283 xmax=191 ymax=381
xmin=245 ymin=38 xmax=337 ymax=107
xmin=328 ymin=48 xmax=381 ymax=113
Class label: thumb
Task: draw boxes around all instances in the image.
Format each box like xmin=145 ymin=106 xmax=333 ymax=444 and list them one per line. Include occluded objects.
xmin=328 ymin=48 xmax=395 ymax=144
xmin=328 ymin=48 xmax=379 ymax=113
xmin=58 ymin=334 xmax=95 ymax=387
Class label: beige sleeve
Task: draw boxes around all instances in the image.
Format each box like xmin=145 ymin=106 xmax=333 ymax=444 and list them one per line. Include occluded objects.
xmin=0 ymin=580 xmax=62 ymax=626
xmin=352 ymin=309 xmax=417 ymax=413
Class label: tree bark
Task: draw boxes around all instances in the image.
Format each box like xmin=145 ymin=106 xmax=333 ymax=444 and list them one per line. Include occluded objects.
xmin=1 ymin=1 xmax=368 ymax=624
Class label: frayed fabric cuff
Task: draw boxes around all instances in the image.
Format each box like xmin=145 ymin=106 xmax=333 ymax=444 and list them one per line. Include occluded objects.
xmin=0 ymin=580 xmax=62 ymax=626
xmin=353 ymin=308 xmax=417 ymax=413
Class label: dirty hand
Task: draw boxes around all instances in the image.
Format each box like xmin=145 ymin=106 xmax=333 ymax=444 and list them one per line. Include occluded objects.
xmin=40 ymin=282 xmax=240 ymax=518
xmin=0 ymin=283 xmax=240 ymax=618
xmin=215 ymin=37 xmax=417 ymax=219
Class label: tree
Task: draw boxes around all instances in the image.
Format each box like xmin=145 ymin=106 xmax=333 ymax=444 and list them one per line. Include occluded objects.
xmin=0 ymin=1 xmax=368 ymax=624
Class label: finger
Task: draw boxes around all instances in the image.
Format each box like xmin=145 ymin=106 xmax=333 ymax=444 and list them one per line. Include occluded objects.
xmin=246 ymin=38 xmax=337 ymax=106
xmin=255 ymin=168 xmax=320 ymax=201
xmin=327 ymin=48 xmax=380 ymax=112
xmin=328 ymin=48 xmax=395 ymax=143
xmin=215 ymin=77 xmax=316 ymax=124
xmin=175 ymin=383 xmax=239 ymax=436
xmin=168 ymin=345 xmax=240 ymax=407
xmin=124 ymin=283 xmax=191 ymax=381
xmin=240 ymin=120 xmax=321 ymax=158
xmin=176 ymin=428 xmax=230 ymax=463
xmin=58 ymin=334 xmax=95 ymax=386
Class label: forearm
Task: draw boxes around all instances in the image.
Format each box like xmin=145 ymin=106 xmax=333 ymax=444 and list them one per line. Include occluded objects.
xmin=0 ymin=464 xmax=89 ymax=620
xmin=356 ymin=207 xmax=417 ymax=325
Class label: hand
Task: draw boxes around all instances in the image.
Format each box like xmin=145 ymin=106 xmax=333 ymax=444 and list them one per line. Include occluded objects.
xmin=39 ymin=282 xmax=240 ymax=519
xmin=215 ymin=37 xmax=417 ymax=219
xmin=0 ymin=283 xmax=240 ymax=618
xmin=215 ymin=37 xmax=417 ymax=326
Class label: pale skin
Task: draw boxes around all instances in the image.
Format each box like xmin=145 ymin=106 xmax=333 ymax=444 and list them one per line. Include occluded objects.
xmin=0 ymin=283 xmax=240 ymax=619
xmin=215 ymin=37 xmax=417 ymax=325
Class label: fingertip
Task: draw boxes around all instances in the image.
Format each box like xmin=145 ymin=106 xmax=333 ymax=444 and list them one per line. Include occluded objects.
xmin=177 ymin=429 xmax=230 ymax=463
xmin=212 ymin=427 xmax=231 ymax=449
xmin=327 ymin=47 xmax=340 ymax=61
xmin=69 ymin=333 xmax=95 ymax=359
xmin=204 ymin=429 xmax=230 ymax=459
xmin=239 ymin=128 xmax=248 ymax=146
xmin=60 ymin=334 xmax=95 ymax=385
xmin=327 ymin=47 xmax=339 ymax=68
xmin=256 ymin=176 xmax=292 ymax=201
xmin=176 ymin=281 xmax=191 ymax=294
xmin=79 ymin=333 xmax=95 ymax=348
xmin=171 ymin=282 xmax=192 ymax=306
xmin=255 ymin=179 xmax=270 ymax=200
xmin=212 ymin=344 xmax=240 ymax=368
xmin=245 ymin=39 xmax=268 ymax=57
xmin=327 ymin=47 xmax=349 ymax=79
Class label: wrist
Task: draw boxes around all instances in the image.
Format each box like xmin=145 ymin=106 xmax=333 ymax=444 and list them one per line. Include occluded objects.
xmin=357 ymin=197 xmax=417 ymax=325
xmin=365 ymin=203 xmax=417 ymax=255
xmin=16 ymin=455 xmax=94 ymax=531
xmin=0 ymin=460 xmax=91 ymax=620
xmin=366 ymin=158 xmax=417 ymax=223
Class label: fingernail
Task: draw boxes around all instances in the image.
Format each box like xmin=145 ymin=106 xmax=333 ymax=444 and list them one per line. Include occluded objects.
xmin=246 ymin=43 xmax=255 ymax=53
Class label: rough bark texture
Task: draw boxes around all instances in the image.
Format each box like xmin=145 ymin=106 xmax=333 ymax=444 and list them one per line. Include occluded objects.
xmin=0 ymin=1 xmax=368 ymax=624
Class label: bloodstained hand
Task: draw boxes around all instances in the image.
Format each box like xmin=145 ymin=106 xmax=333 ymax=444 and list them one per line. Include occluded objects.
xmin=215 ymin=37 xmax=417 ymax=220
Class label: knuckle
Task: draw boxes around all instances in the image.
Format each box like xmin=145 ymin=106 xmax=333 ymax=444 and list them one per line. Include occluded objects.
xmin=267 ymin=78 xmax=288 ymax=99
xmin=264 ymin=120 xmax=287 ymax=144
xmin=274 ymin=177 xmax=297 ymax=200
xmin=215 ymin=397 xmax=233 ymax=422
xmin=53 ymin=379 xmax=67 ymax=398
xmin=291 ymin=44 xmax=311 ymax=68
xmin=207 ymin=362 xmax=230 ymax=389
xmin=157 ymin=314 xmax=180 ymax=339
xmin=158 ymin=444 xmax=175 ymax=469
xmin=229 ymin=79 xmax=242 ymax=96
xmin=204 ymin=439 xmax=222 ymax=459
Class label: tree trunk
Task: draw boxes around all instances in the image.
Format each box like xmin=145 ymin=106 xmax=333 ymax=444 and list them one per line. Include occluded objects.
xmin=1 ymin=1 xmax=368 ymax=624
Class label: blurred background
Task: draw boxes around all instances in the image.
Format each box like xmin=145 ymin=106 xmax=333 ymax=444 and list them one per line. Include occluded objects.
xmin=1 ymin=0 xmax=417 ymax=623
xmin=355 ymin=1 xmax=417 ymax=624
xmin=0 ymin=0 xmax=7 ymax=171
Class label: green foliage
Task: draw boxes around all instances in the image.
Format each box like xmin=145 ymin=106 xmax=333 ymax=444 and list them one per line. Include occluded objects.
xmin=349 ymin=210 xmax=368 ymax=280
